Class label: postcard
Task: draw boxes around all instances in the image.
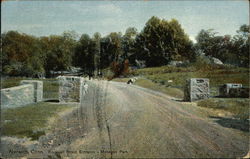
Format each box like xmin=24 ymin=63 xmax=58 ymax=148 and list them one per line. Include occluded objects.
xmin=1 ymin=0 xmax=249 ymax=158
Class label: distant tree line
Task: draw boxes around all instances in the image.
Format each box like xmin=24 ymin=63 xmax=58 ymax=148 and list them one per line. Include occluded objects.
xmin=195 ymin=24 xmax=249 ymax=67
xmin=1 ymin=16 xmax=249 ymax=77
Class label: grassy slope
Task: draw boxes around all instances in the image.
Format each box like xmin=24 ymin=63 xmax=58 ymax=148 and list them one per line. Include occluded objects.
xmin=1 ymin=77 xmax=27 ymax=88
xmin=114 ymin=64 xmax=249 ymax=120
xmin=197 ymin=98 xmax=250 ymax=120
xmin=2 ymin=102 xmax=75 ymax=140
xmin=134 ymin=65 xmax=249 ymax=87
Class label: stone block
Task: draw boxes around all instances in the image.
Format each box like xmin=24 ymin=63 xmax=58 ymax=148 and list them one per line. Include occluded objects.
xmin=184 ymin=78 xmax=209 ymax=102
xmin=1 ymin=84 xmax=35 ymax=108
xmin=219 ymin=83 xmax=242 ymax=97
xmin=20 ymin=80 xmax=43 ymax=102
xmin=229 ymin=88 xmax=249 ymax=98
xmin=58 ymin=76 xmax=83 ymax=103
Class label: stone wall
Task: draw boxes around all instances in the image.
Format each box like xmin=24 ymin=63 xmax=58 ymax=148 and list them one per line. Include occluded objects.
xmin=1 ymin=80 xmax=43 ymax=108
xmin=58 ymin=76 xmax=84 ymax=103
xmin=1 ymin=84 xmax=35 ymax=108
xmin=229 ymin=88 xmax=249 ymax=98
xmin=219 ymin=83 xmax=249 ymax=98
xmin=184 ymin=78 xmax=209 ymax=102
xmin=219 ymin=83 xmax=242 ymax=97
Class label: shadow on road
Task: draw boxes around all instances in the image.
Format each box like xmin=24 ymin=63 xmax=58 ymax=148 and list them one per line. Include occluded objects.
xmin=209 ymin=116 xmax=249 ymax=132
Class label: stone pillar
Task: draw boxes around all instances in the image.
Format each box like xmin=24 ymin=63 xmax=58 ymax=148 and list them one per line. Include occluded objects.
xmin=58 ymin=76 xmax=83 ymax=103
xmin=20 ymin=80 xmax=43 ymax=102
xmin=184 ymin=78 xmax=209 ymax=102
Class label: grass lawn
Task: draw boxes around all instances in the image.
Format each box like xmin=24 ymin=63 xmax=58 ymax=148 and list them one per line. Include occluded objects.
xmin=196 ymin=98 xmax=249 ymax=132
xmin=135 ymin=65 xmax=248 ymax=87
xmin=135 ymin=78 xmax=184 ymax=98
xmin=2 ymin=102 xmax=75 ymax=140
xmin=1 ymin=77 xmax=27 ymax=88
xmin=133 ymin=65 xmax=248 ymax=97
xmin=197 ymin=98 xmax=250 ymax=120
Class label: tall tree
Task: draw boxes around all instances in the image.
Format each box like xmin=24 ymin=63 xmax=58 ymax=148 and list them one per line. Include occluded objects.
xmin=196 ymin=25 xmax=249 ymax=67
xmin=232 ymin=25 xmax=249 ymax=67
xmin=122 ymin=27 xmax=138 ymax=64
xmin=100 ymin=32 xmax=123 ymax=69
xmin=134 ymin=16 xmax=193 ymax=67
xmin=42 ymin=34 xmax=75 ymax=76
xmin=2 ymin=31 xmax=45 ymax=76
xmin=93 ymin=32 xmax=102 ymax=72
xmin=74 ymin=34 xmax=91 ymax=73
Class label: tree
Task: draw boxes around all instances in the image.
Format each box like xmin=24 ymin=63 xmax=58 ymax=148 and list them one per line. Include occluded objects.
xmin=232 ymin=25 xmax=249 ymax=67
xmin=93 ymin=32 xmax=102 ymax=72
xmin=122 ymin=27 xmax=138 ymax=65
xmin=73 ymin=33 xmax=99 ymax=76
xmin=74 ymin=34 xmax=91 ymax=72
xmin=134 ymin=16 xmax=193 ymax=67
xmin=195 ymin=29 xmax=226 ymax=58
xmin=100 ymin=32 xmax=123 ymax=69
xmin=42 ymin=34 xmax=75 ymax=76
xmin=1 ymin=31 xmax=45 ymax=76
xmin=195 ymin=25 xmax=249 ymax=67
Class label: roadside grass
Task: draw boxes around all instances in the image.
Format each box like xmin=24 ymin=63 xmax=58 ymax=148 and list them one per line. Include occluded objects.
xmin=113 ymin=64 xmax=248 ymax=99
xmin=197 ymin=98 xmax=250 ymax=120
xmin=2 ymin=102 xmax=75 ymax=140
xmin=136 ymin=67 xmax=249 ymax=87
xmin=115 ymin=64 xmax=249 ymax=129
xmin=135 ymin=78 xmax=184 ymax=98
xmin=1 ymin=77 xmax=27 ymax=88
xmin=133 ymin=65 xmax=248 ymax=97
xmin=196 ymin=98 xmax=249 ymax=132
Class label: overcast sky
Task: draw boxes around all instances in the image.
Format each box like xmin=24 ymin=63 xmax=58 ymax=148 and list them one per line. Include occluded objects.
xmin=2 ymin=0 xmax=249 ymax=42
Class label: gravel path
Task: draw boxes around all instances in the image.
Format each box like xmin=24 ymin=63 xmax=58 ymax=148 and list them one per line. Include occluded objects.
xmin=4 ymin=80 xmax=248 ymax=158
xmin=69 ymin=80 xmax=248 ymax=158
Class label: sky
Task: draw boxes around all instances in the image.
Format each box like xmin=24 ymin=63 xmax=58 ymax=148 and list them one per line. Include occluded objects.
xmin=1 ymin=0 xmax=249 ymax=42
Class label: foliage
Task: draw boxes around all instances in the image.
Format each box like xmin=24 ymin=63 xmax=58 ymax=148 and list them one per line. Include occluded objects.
xmin=1 ymin=31 xmax=45 ymax=77
xmin=1 ymin=17 xmax=248 ymax=78
xmin=1 ymin=31 xmax=76 ymax=77
xmin=122 ymin=27 xmax=138 ymax=65
xmin=74 ymin=34 xmax=96 ymax=75
xmin=134 ymin=17 xmax=194 ymax=66
xmin=100 ymin=32 xmax=123 ymax=70
xmin=195 ymin=25 xmax=249 ymax=67
xmin=41 ymin=31 xmax=77 ymax=76
xmin=110 ymin=59 xmax=131 ymax=78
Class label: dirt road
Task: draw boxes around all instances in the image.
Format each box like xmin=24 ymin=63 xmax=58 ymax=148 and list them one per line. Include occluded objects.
xmin=27 ymin=80 xmax=249 ymax=158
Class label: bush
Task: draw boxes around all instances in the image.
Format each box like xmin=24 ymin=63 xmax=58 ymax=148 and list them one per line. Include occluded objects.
xmin=110 ymin=59 xmax=131 ymax=78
